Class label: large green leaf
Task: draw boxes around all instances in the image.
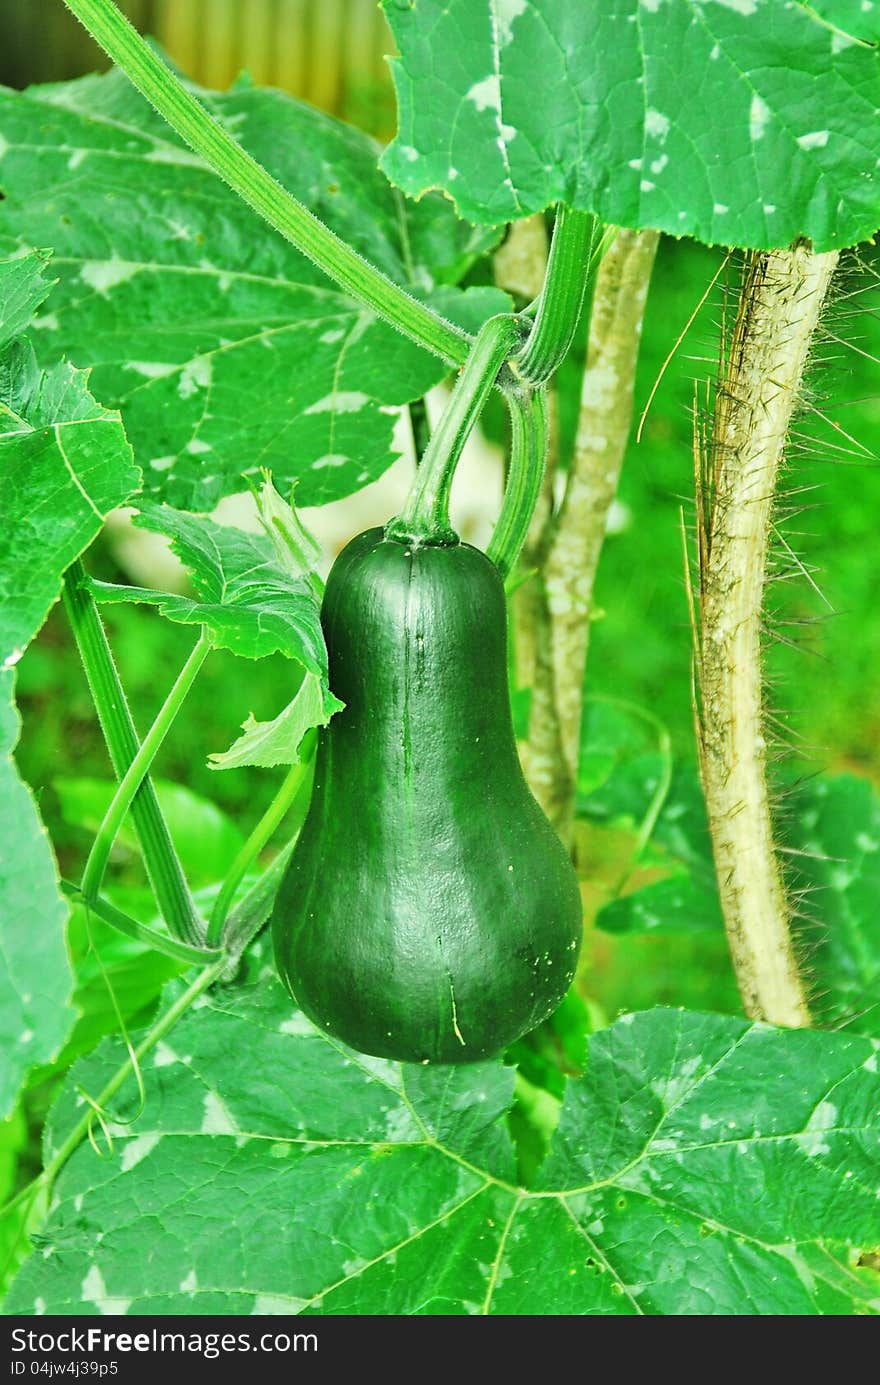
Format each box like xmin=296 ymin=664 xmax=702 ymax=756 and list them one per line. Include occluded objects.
xmin=0 ymin=253 xmax=137 ymax=1116
xmin=7 ymin=987 xmax=878 ymax=1314
xmin=784 ymin=775 xmax=880 ymax=1036
xmin=0 ymin=68 xmax=506 ymax=511
xmin=382 ymin=0 xmax=880 ymax=250
xmin=0 ymin=259 xmax=140 ymax=669
xmin=90 ymin=502 xmax=332 ymax=677
xmin=0 ymin=675 xmax=72 ymax=1117
xmin=0 ymin=250 xmax=54 ymax=346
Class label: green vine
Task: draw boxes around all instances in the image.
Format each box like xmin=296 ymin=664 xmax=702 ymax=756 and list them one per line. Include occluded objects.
xmin=62 ymin=0 xmax=470 ymax=367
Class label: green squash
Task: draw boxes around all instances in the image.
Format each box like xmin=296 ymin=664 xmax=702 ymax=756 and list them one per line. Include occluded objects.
xmin=272 ymin=527 xmax=582 ymax=1064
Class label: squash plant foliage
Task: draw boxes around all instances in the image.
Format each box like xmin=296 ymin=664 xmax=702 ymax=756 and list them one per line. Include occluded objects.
xmin=1 ymin=0 xmax=879 ymax=1316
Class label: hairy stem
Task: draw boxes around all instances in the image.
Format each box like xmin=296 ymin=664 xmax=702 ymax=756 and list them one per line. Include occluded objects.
xmin=62 ymin=563 xmax=203 ymax=946
xmin=526 ymin=229 xmax=660 ymax=843
xmin=696 ymin=243 xmax=837 ymax=1027
xmin=493 ymin=211 xmax=555 ymax=677
xmin=62 ymin=882 xmax=223 ymax=966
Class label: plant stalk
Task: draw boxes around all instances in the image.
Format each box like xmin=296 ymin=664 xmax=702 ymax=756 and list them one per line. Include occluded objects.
xmin=488 ymin=389 xmax=548 ymax=584
xmin=525 ymin=229 xmax=660 ymax=843
xmin=81 ymin=631 xmax=211 ymax=905
xmin=695 ymin=243 xmax=837 ymax=1027
xmin=62 ymin=882 xmax=223 ymax=965
xmin=514 ymin=208 xmax=595 ymax=387
xmin=62 ymin=0 xmax=470 ymax=368
xmin=387 ymin=314 xmax=521 ymax=546
xmin=62 ymin=562 xmax=203 ymax=947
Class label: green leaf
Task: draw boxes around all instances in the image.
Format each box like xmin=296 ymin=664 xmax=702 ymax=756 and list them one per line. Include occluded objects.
xmin=381 ymin=0 xmax=880 ymax=251
xmin=90 ymin=502 xmax=328 ymax=672
xmin=7 ymin=991 xmax=879 ymax=1314
xmin=0 ymin=253 xmax=138 ymax=1118
xmin=0 ymin=69 xmax=505 ymax=511
xmin=584 ymin=748 xmax=723 ymax=937
xmin=809 ymin=1 xmax=880 ymax=42
xmin=0 ymin=279 xmax=140 ymax=669
xmin=210 ymin=672 xmax=341 ymax=770
xmin=54 ymin=778 xmax=245 ymax=889
xmin=252 ymin=475 xmax=323 ymax=590
xmin=55 ymin=901 xmax=186 ymax=1073
xmin=0 ymin=673 xmax=73 ymax=1117
xmin=784 ymin=775 xmax=880 ymax=1035
xmin=0 ymin=250 xmax=54 ymax=347
xmin=589 ymin=752 xmax=880 ymax=1035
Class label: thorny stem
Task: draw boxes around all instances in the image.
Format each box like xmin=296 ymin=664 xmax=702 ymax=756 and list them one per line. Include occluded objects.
xmin=525 ymin=229 xmax=660 ymax=845
xmin=62 ymin=563 xmax=204 ymax=947
xmin=81 ymin=632 xmax=211 ymax=907
xmin=63 ymin=0 xmax=470 ymax=368
xmin=695 ymin=243 xmax=837 ymax=1028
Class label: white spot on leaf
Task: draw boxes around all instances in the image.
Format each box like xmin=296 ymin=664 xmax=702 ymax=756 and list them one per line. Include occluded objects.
xmin=80 ymin=257 xmax=139 ymax=296
xmin=750 ymin=95 xmax=770 ymax=141
xmin=178 ymin=355 xmax=212 ymax=400
xmin=305 ymin=391 xmax=369 ymax=415
xmin=797 ymin=131 xmax=830 ymax=151
xmin=645 ymin=110 xmax=670 ymax=141
xmin=201 ymin=1090 xmax=238 ymax=1135
xmin=799 ymin=1100 xmax=837 ymax=1157
xmin=467 ymin=75 xmax=502 ymax=114
xmin=279 ymin=1013 xmax=318 ymax=1037
xmin=120 ymin=1133 xmax=162 ymax=1173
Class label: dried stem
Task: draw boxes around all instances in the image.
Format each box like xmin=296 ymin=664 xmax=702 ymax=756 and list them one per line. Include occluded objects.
xmin=695 ymin=243 xmax=838 ymax=1028
xmin=494 ymin=215 xmax=555 ymax=694
xmin=525 ymin=229 xmax=660 ymax=842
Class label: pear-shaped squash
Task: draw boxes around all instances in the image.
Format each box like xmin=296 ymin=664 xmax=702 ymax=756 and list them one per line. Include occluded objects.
xmin=272 ymin=527 xmax=582 ymax=1064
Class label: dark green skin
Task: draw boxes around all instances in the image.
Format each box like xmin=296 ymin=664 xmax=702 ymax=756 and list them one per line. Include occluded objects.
xmin=272 ymin=527 xmax=583 ymax=1064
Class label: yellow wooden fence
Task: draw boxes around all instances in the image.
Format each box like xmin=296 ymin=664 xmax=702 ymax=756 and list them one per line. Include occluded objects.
xmin=1 ymin=0 xmax=394 ymax=131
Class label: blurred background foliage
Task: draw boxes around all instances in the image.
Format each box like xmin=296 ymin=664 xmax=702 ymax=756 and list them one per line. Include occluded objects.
xmin=2 ymin=1 xmax=879 ymax=1183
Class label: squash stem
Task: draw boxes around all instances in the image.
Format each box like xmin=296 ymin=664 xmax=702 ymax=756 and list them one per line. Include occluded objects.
xmin=61 ymin=562 xmax=204 ymax=947
xmin=62 ymin=0 xmax=470 ymax=368
xmin=488 ymin=389 xmax=548 ymax=583
xmin=515 ymin=208 xmax=598 ymax=387
xmin=80 ymin=630 xmax=211 ymax=908
xmin=387 ymin=314 xmax=522 ymax=546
